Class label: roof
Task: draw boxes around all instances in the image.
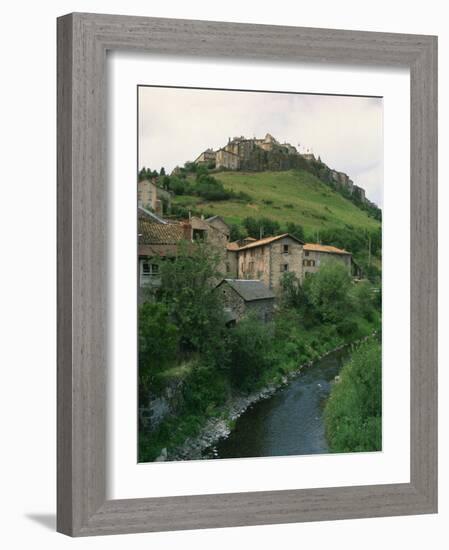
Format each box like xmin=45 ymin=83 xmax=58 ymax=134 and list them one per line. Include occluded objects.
xmin=217 ymin=148 xmax=240 ymax=157
xmin=138 ymin=206 xmax=168 ymax=224
xmin=303 ymin=243 xmax=351 ymax=255
xmin=138 ymin=218 xmax=187 ymax=245
xmin=238 ymin=233 xmax=304 ymax=251
xmin=206 ymin=215 xmax=228 ymax=226
xmin=218 ymin=279 xmax=275 ymax=302
xmin=226 ymin=242 xmax=240 ymax=251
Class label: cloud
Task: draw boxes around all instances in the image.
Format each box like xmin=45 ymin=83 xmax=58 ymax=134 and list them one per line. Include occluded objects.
xmin=138 ymin=87 xmax=383 ymax=206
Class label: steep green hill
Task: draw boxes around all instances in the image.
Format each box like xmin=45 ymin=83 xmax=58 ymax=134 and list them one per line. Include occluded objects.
xmin=172 ymin=169 xmax=380 ymax=235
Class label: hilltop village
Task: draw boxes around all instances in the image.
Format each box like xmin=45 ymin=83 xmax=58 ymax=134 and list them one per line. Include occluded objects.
xmin=190 ymin=133 xmax=374 ymax=208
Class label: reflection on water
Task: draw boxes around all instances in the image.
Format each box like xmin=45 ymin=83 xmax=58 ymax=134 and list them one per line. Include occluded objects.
xmin=203 ymin=348 xmax=349 ymax=460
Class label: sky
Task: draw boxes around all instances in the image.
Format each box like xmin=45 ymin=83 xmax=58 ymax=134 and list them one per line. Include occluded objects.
xmin=138 ymin=86 xmax=383 ymax=207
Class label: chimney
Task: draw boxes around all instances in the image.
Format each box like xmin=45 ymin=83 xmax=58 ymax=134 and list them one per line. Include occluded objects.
xmin=181 ymin=222 xmax=192 ymax=241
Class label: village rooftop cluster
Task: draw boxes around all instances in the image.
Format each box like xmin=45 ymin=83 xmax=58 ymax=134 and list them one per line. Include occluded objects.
xmin=138 ymin=204 xmax=354 ymax=324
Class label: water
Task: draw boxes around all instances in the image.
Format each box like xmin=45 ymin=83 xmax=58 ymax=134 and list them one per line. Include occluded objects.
xmin=203 ymin=347 xmax=350 ymax=459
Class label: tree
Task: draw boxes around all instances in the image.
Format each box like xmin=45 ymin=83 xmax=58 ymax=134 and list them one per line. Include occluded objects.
xmin=243 ymin=216 xmax=280 ymax=239
xmin=138 ymin=302 xmax=179 ymax=392
xmin=227 ymin=315 xmax=274 ymax=389
xmin=286 ymin=222 xmax=305 ymax=241
xmin=158 ymin=242 xmax=227 ymax=360
xmin=229 ymin=223 xmax=245 ymax=242
xmin=279 ymin=272 xmax=305 ymax=309
xmin=160 ymin=167 xmax=166 ymax=176
xmin=304 ymin=261 xmax=351 ymax=323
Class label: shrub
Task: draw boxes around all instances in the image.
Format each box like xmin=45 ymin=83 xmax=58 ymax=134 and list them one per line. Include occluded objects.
xmin=303 ymin=261 xmax=351 ymax=323
xmin=227 ymin=316 xmax=274 ymax=389
xmin=324 ymin=339 xmax=381 ymax=452
xmin=138 ymin=302 xmax=179 ymax=392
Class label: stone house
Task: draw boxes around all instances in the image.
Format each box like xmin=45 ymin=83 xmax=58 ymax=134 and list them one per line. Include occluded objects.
xmin=227 ymin=233 xmax=305 ymax=293
xmin=138 ymin=219 xmax=192 ymax=289
xmin=216 ymin=148 xmax=240 ymax=170
xmin=194 ymin=148 xmax=216 ymax=166
xmin=138 ymin=214 xmax=231 ymax=292
xmin=216 ymin=279 xmax=275 ymax=323
xmin=226 ymin=234 xmax=353 ymax=292
xmin=205 ymin=215 xmax=231 ymax=239
xmin=189 ymin=216 xmax=230 ymax=274
xmin=302 ymin=243 xmax=352 ymax=278
xmin=137 ymin=178 xmax=172 ymax=214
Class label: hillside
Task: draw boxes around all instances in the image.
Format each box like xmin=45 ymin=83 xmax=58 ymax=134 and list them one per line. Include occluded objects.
xmin=172 ymin=169 xmax=381 ymax=236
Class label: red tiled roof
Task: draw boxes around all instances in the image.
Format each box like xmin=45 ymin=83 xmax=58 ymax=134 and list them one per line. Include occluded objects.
xmin=303 ymin=243 xmax=351 ymax=255
xmin=138 ymin=218 xmax=188 ymax=245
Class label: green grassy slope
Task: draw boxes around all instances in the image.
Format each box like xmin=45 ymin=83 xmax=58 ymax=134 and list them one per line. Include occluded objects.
xmin=172 ymin=169 xmax=380 ymax=235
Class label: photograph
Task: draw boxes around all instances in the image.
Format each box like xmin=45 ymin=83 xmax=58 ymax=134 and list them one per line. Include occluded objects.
xmin=137 ymin=85 xmax=383 ymax=463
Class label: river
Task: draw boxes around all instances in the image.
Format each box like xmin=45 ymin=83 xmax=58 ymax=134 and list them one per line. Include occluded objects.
xmin=202 ymin=347 xmax=350 ymax=460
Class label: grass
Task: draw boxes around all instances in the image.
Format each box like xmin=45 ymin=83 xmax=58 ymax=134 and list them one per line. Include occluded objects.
xmin=172 ymin=169 xmax=380 ymax=235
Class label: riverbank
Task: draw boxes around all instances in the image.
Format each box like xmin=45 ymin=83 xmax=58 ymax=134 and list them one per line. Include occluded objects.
xmin=166 ymin=334 xmax=375 ymax=461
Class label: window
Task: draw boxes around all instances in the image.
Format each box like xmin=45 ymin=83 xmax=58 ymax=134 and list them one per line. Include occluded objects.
xmin=281 ymin=263 xmax=289 ymax=272
xmin=140 ymin=261 xmax=160 ymax=286
xmin=305 ymin=251 xmax=310 ymax=257
xmin=283 ymin=244 xmax=289 ymax=254
xmin=303 ymin=259 xmax=316 ymax=267
xmin=193 ymin=228 xmax=206 ymax=241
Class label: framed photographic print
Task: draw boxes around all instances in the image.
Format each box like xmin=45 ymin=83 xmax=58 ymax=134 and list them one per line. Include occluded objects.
xmin=57 ymin=13 xmax=437 ymax=536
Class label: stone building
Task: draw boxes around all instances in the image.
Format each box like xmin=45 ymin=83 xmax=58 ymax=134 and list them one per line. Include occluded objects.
xmin=205 ymin=215 xmax=231 ymax=239
xmin=216 ymin=148 xmax=240 ymax=170
xmin=216 ymin=279 xmax=275 ymax=323
xmin=138 ymin=214 xmax=231 ymax=292
xmin=226 ymin=234 xmax=353 ymax=292
xmin=302 ymin=243 xmax=352 ymax=278
xmin=137 ymin=178 xmax=171 ymax=214
xmin=227 ymin=233 xmax=305 ymax=293
xmin=194 ymin=148 xmax=216 ymax=166
xmin=189 ymin=215 xmax=230 ymax=274
xmin=138 ymin=219 xmax=192 ymax=291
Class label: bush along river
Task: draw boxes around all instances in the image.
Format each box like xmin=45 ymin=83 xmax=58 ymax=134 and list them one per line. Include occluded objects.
xmin=168 ymin=342 xmax=367 ymax=461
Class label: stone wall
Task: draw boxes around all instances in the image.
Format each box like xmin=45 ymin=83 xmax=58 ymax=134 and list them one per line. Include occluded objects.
xmin=226 ymin=249 xmax=239 ymax=277
xmin=238 ymin=236 xmax=304 ymax=293
xmin=218 ymin=282 xmax=274 ymax=323
xmin=246 ymin=298 xmax=275 ymax=323
xmin=302 ymin=250 xmax=352 ymax=279
xmin=238 ymin=245 xmax=271 ymax=288
xmin=268 ymin=237 xmax=304 ymax=292
xmin=219 ymin=283 xmax=246 ymax=321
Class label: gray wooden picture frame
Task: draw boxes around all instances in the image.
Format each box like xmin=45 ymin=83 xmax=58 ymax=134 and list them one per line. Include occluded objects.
xmin=57 ymin=12 xmax=438 ymax=537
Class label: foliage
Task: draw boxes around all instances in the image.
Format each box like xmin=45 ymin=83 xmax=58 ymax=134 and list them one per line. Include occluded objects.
xmin=229 ymin=223 xmax=246 ymax=242
xmin=227 ymin=316 xmax=274 ymax=390
xmin=138 ymin=166 xmax=158 ymax=180
xmin=286 ymin=222 xmax=305 ymax=241
xmin=324 ymin=339 xmax=382 ymax=452
xmin=243 ymin=216 xmax=280 ymax=238
xmin=303 ymin=261 xmax=352 ymax=323
xmin=138 ymin=302 xmax=179 ymax=393
xmin=157 ymin=242 xmax=227 ymax=360
xmin=350 ymin=280 xmax=376 ymax=321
